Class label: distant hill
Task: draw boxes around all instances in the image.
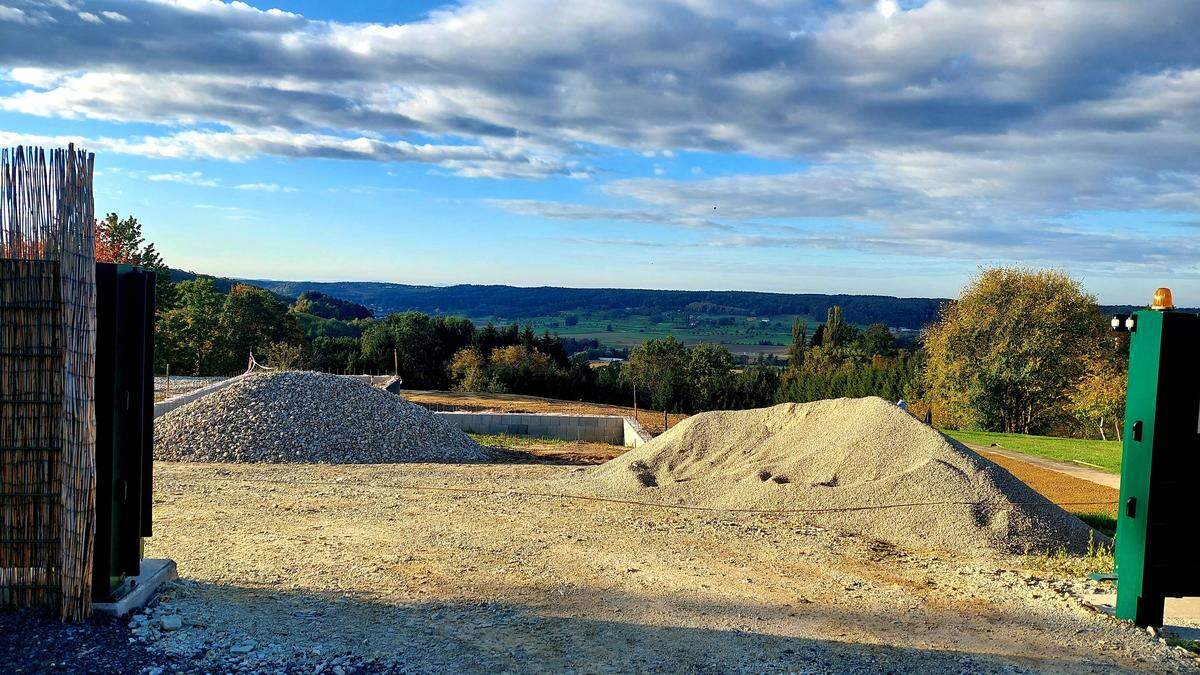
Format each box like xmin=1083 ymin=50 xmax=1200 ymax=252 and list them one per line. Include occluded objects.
xmin=293 ymin=290 xmax=373 ymax=320
xmin=236 ymin=279 xmax=949 ymax=328
xmin=169 ymin=272 xmax=1190 ymax=330
xmin=168 ymin=270 xmax=374 ymax=319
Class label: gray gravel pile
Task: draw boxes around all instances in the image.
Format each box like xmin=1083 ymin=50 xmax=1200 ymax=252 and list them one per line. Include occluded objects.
xmin=154 ymin=371 xmax=487 ymax=463
xmin=576 ymin=396 xmax=1102 ymax=555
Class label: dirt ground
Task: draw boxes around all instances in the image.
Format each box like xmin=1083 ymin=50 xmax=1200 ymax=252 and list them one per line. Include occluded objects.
xmin=135 ymin=456 xmax=1197 ymax=673
xmin=980 ymin=450 xmax=1119 ymax=518
xmin=403 ymin=389 xmax=687 ymax=434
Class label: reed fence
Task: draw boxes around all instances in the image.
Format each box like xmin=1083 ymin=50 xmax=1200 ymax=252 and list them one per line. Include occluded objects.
xmin=0 ymin=145 xmax=97 ymax=621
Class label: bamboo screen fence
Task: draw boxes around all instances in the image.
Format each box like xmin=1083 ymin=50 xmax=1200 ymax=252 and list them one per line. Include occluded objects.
xmin=0 ymin=145 xmax=97 ymax=621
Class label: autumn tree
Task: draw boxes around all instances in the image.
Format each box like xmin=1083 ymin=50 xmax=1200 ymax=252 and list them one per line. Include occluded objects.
xmin=95 ymin=213 xmax=175 ymax=308
xmin=923 ymin=268 xmax=1105 ymax=434
xmin=449 ymin=347 xmax=489 ymax=392
xmin=1070 ymin=339 xmax=1128 ymax=440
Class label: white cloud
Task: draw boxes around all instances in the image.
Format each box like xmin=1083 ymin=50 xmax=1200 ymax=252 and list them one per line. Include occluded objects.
xmin=0 ymin=5 xmax=31 ymax=23
xmin=77 ymin=11 xmax=100 ymax=24
xmin=234 ymin=182 xmax=296 ymax=193
xmin=1 ymin=0 xmax=1199 ymax=268
xmin=147 ymin=170 xmax=219 ymax=187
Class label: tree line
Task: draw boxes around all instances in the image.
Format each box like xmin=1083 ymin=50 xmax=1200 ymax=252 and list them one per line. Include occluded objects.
xmin=104 ymin=214 xmax=1129 ymax=439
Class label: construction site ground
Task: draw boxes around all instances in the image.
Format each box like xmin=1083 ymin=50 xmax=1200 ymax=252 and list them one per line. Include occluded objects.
xmin=114 ymin=445 xmax=1198 ymax=674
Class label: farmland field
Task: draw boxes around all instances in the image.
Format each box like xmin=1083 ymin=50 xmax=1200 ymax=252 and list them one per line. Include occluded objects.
xmin=467 ymin=311 xmax=799 ymax=356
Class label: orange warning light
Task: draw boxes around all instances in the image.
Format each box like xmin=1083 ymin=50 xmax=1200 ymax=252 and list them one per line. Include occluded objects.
xmin=1151 ymin=287 xmax=1175 ymax=311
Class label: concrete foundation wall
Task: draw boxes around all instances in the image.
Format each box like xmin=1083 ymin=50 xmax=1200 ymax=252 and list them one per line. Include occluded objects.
xmin=436 ymin=411 xmax=651 ymax=446
xmin=622 ymin=416 xmax=653 ymax=447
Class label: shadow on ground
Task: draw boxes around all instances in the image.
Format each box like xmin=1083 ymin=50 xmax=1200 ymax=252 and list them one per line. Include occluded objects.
xmin=139 ymin=580 xmax=1137 ymax=673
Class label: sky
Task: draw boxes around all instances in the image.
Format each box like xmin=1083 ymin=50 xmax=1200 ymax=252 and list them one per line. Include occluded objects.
xmin=1 ymin=1 xmax=1198 ymax=303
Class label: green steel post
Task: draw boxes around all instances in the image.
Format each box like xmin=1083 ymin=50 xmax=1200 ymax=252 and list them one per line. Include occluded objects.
xmin=1115 ymin=309 xmax=1162 ymax=626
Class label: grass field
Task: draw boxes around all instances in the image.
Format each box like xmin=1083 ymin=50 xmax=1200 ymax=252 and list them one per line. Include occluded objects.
xmin=945 ymin=430 xmax=1122 ymax=474
xmin=469 ymin=312 xmax=797 ymax=356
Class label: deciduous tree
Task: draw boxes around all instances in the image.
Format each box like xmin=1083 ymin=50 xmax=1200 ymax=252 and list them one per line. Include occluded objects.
xmin=923 ymin=268 xmax=1104 ymax=434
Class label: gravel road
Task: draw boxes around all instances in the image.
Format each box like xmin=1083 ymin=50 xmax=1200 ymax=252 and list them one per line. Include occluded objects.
xmin=104 ymin=460 xmax=1200 ymax=673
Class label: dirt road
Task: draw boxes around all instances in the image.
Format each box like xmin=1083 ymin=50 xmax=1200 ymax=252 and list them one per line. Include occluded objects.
xmin=131 ymin=460 xmax=1195 ymax=673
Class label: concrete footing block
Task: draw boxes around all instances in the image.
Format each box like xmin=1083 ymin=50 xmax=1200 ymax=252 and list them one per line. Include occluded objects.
xmin=93 ymin=558 xmax=179 ymax=618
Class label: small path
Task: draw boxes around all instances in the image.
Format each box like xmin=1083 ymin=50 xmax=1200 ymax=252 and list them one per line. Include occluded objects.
xmin=964 ymin=443 xmax=1120 ymax=490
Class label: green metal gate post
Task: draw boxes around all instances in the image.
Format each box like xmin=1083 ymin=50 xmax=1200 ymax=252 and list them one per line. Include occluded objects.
xmin=1112 ymin=289 xmax=1200 ymax=627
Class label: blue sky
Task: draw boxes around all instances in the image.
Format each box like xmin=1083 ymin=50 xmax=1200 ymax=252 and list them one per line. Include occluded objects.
xmin=2 ymin=1 xmax=1199 ymax=303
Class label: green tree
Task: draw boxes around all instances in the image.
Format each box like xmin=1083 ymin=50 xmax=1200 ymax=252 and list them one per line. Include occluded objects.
xmin=360 ymin=312 xmax=474 ymax=387
xmin=310 ymin=336 xmax=364 ymax=374
xmin=923 ymin=268 xmax=1104 ymax=434
xmin=155 ymin=278 xmax=225 ymax=374
xmin=685 ymin=343 xmax=735 ymax=411
xmin=730 ymin=365 xmax=781 ymax=409
xmin=823 ymin=306 xmax=845 ymax=349
xmin=787 ymin=318 xmax=807 ymax=369
xmin=221 ymin=284 xmax=304 ymax=371
xmin=626 ymin=336 xmax=689 ymax=418
xmin=860 ymin=322 xmax=895 ymax=356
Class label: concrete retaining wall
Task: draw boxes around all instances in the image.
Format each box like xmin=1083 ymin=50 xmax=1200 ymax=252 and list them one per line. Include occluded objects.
xmin=622 ymin=416 xmax=653 ymax=447
xmin=435 ymin=411 xmax=652 ymax=447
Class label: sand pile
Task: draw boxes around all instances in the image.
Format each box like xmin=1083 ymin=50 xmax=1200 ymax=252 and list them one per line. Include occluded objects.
xmin=577 ymin=397 xmax=1100 ymax=554
xmin=155 ymin=371 xmax=488 ymax=464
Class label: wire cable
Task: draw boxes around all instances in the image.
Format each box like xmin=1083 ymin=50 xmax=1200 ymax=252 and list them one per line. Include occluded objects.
xmin=166 ymin=472 xmax=1119 ymax=516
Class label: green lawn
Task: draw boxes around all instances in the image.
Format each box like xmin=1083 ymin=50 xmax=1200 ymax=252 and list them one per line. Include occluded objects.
xmin=943 ymin=430 xmax=1123 ymax=474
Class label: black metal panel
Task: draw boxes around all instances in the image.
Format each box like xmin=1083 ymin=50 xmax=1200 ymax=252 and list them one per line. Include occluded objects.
xmin=1149 ymin=312 xmax=1200 ymax=595
xmin=92 ymin=263 xmax=156 ymax=600
xmin=92 ymin=263 xmax=118 ymax=599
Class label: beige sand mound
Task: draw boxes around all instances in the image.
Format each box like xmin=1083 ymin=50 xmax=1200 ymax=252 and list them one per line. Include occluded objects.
xmin=577 ymin=397 xmax=1101 ymax=555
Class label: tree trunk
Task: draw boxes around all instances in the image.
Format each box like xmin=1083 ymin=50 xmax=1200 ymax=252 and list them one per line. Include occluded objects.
xmin=1098 ymin=416 xmax=1106 ymax=441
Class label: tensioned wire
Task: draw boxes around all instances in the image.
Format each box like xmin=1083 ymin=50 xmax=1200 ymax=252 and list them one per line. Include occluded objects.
xmin=164 ymin=473 xmax=1118 ymax=515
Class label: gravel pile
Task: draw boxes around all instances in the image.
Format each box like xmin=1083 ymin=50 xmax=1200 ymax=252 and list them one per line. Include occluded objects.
xmin=155 ymin=371 xmax=488 ymax=463
xmin=575 ymin=396 xmax=1102 ymax=555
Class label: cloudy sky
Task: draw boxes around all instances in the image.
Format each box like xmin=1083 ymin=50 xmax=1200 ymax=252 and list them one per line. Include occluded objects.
xmin=1 ymin=0 xmax=1198 ymax=302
